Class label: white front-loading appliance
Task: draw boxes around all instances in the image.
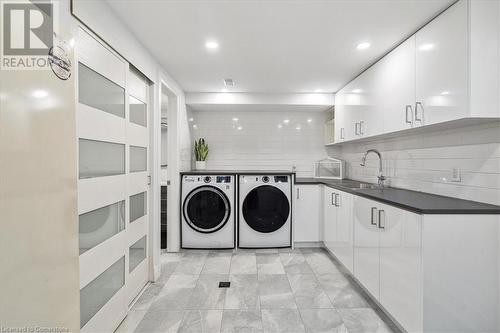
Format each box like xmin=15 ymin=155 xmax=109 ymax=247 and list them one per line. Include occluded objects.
xmin=238 ymin=174 xmax=292 ymax=248
xmin=181 ymin=174 xmax=235 ymax=249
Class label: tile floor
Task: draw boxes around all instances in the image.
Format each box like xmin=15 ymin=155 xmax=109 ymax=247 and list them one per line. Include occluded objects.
xmin=116 ymin=248 xmax=398 ymax=333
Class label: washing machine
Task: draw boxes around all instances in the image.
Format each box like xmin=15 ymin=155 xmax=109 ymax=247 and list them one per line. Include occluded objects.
xmin=238 ymin=174 xmax=292 ymax=248
xmin=181 ymin=174 xmax=235 ymax=249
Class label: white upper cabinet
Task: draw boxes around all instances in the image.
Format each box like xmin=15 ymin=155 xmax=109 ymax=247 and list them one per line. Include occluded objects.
xmin=377 ymin=36 xmax=416 ymax=133
xmin=415 ymin=0 xmax=468 ymax=126
xmin=331 ymin=0 xmax=500 ymax=145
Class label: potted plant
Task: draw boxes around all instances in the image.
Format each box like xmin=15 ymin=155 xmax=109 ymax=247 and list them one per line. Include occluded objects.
xmin=194 ymin=138 xmax=209 ymax=170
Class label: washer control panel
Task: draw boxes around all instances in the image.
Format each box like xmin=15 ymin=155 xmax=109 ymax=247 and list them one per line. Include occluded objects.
xmin=183 ymin=175 xmax=233 ymax=184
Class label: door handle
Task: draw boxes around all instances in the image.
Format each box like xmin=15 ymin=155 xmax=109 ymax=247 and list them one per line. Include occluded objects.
xmin=334 ymin=193 xmax=340 ymax=207
xmin=355 ymin=122 xmax=359 ymax=135
xmin=405 ymin=105 xmax=413 ymax=124
xmin=340 ymin=127 xmax=345 ymax=139
xmin=331 ymin=192 xmax=335 ymax=206
xmin=359 ymin=121 xmax=364 ymax=135
xmin=378 ymin=210 xmax=385 ymax=230
xmin=370 ymin=207 xmax=378 ymax=226
xmin=415 ymin=102 xmax=424 ymax=123
xmin=297 ymin=188 xmax=300 ymax=199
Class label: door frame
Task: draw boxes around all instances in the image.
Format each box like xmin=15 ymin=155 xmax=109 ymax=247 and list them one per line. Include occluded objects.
xmin=150 ymin=74 xmax=181 ymax=280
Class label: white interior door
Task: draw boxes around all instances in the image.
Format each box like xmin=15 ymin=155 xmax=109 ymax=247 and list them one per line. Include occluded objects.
xmin=76 ymin=27 xmax=150 ymax=333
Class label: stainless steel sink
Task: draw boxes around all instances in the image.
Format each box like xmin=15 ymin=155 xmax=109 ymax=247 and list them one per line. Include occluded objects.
xmin=355 ymin=183 xmax=379 ymax=189
xmin=334 ymin=179 xmax=381 ymax=190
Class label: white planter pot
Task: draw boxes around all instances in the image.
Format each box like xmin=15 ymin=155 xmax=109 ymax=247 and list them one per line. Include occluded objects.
xmin=195 ymin=161 xmax=206 ymax=170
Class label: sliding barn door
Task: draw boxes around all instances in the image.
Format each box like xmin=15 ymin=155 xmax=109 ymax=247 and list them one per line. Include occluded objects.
xmin=76 ymin=27 xmax=150 ymax=333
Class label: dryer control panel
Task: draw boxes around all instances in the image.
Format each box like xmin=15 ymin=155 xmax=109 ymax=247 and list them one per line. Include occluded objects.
xmin=240 ymin=175 xmax=290 ymax=184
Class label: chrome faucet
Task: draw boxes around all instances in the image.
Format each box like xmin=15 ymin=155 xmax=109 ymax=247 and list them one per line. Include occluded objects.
xmin=360 ymin=149 xmax=386 ymax=187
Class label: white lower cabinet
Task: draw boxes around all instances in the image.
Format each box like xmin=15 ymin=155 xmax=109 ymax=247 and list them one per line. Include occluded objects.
xmin=294 ymin=185 xmax=321 ymax=242
xmin=378 ymin=203 xmax=422 ymax=333
xmin=323 ymin=186 xmax=354 ymax=272
xmin=353 ymin=196 xmax=422 ymax=333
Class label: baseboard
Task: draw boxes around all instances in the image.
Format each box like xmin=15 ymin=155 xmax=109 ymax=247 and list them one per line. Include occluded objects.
xmin=293 ymin=241 xmax=323 ymax=248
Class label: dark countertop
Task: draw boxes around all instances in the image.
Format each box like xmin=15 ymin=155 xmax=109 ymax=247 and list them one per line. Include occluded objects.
xmin=181 ymin=170 xmax=295 ymax=175
xmin=295 ymin=177 xmax=500 ymax=215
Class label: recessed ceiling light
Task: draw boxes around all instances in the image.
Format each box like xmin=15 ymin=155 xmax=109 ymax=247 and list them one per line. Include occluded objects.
xmin=356 ymin=42 xmax=371 ymax=50
xmin=352 ymin=89 xmax=363 ymax=93
xmin=192 ymin=124 xmax=198 ymax=129
xmin=221 ymin=88 xmax=228 ymax=93
xmin=441 ymin=91 xmax=450 ymax=95
xmin=188 ymin=117 xmax=194 ymax=122
xmin=277 ymin=124 xmax=283 ymax=129
xmin=307 ymin=118 xmax=313 ymax=123
xmin=32 ymin=90 xmax=48 ymax=98
xmin=295 ymin=125 xmax=301 ymax=130
xmin=237 ymin=126 xmax=243 ymax=130
xmin=314 ymin=89 xmax=323 ymax=93
xmin=283 ymin=119 xmax=290 ymax=124
xmin=232 ymin=117 xmax=239 ymax=121
xmin=205 ymin=40 xmax=219 ymax=50
xmin=419 ymin=43 xmax=434 ymax=51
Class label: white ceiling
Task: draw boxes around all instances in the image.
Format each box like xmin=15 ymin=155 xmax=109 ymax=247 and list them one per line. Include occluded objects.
xmin=106 ymin=0 xmax=453 ymax=94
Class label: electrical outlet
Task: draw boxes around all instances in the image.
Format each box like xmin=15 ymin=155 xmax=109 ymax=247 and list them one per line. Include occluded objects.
xmin=451 ymin=167 xmax=461 ymax=182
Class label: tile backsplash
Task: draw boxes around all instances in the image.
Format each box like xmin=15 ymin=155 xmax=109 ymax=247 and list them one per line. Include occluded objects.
xmin=327 ymin=121 xmax=500 ymax=205
xmin=190 ymin=110 xmax=329 ymax=177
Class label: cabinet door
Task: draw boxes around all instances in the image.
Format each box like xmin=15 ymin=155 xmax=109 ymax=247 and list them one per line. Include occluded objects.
xmin=379 ymin=204 xmax=422 ymax=333
xmin=415 ymin=0 xmax=468 ymax=126
xmin=332 ymin=191 xmax=353 ymax=273
xmin=322 ymin=187 xmax=336 ymax=252
xmin=294 ymin=185 xmax=321 ymax=242
xmin=334 ymin=93 xmax=346 ymax=143
xmin=353 ymin=196 xmax=380 ymax=298
xmin=377 ymin=36 xmax=416 ymax=133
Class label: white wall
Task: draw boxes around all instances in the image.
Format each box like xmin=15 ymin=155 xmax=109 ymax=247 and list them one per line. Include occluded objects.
xmin=0 ymin=0 xmax=80 ymax=330
xmin=191 ymin=110 xmax=329 ymax=177
xmin=328 ymin=121 xmax=500 ymax=205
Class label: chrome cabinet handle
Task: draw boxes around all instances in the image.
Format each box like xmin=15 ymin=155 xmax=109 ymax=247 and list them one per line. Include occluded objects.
xmin=340 ymin=127 xmax=345 ymax=139
xmin=359 ymin=121 xmax=364 ymax=135
xmin=405 ymin=105 xmax=413 ymax=124
xmin=355 ymin=122 xmax=359 ymax=135
xmin=297 ymin=188 xmax=300 ymax=199
xmin=378 ymin=210 xmax=385 ymax=229
xmin=370 ymin=207 xmax=378 ymax=226
xmin=415 ymin=102 xmax=424 ymax=122
xmin=335 ymin=193 xmax=340 ymax=207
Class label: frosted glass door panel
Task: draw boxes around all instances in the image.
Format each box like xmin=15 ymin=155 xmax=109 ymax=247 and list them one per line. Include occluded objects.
xmin=130 ymin=146 xmax=147 ymax=172
xmin=78 ymin=63 xmax=125 ymax=118
xmin=79 ymin=139 xmax=125 ymax=178
xmin=79 ymin=201 xmax=125 ymax=254
xmin=130 ymin=192 xmax=146 ymax=223
xmin=129 ymin=236 xmax=147 ymax=272
xmin=129 ymin=96 xmax=147 ymax=127
xmin=80 ymin=256 xmax=125 ymax=328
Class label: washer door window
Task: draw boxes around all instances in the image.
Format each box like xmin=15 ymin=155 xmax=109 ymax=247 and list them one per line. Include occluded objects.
xmin=242 ymin=185 xmax=290 ymax=233
xmin=184 ymin=186 xmax=230 ymax=233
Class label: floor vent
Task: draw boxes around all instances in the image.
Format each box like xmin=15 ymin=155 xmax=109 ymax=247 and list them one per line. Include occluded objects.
xmin=218 ymin=282 xmax=230 ymax=288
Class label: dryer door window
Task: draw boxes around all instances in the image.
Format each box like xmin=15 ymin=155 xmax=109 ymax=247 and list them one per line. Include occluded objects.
xmin=242 ymin=185 xmax=290 ymax=233
xmin=184 ymin=186 xmax=230 ymax=233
